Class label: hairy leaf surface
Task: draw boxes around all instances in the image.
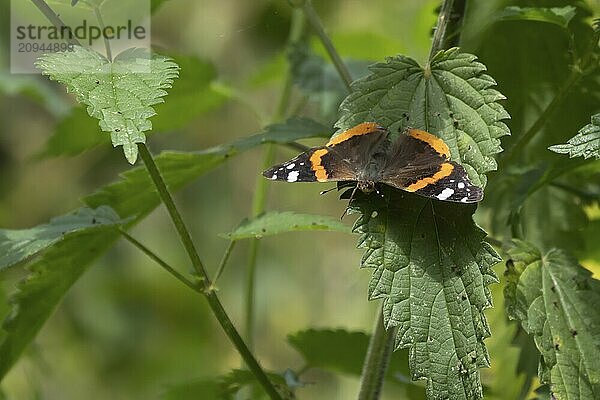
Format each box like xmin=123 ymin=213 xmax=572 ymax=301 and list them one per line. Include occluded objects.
xmin=549 ymin=113 xmax=600 ymax=160
xmin=36 ymin=47 xmax=179 ymax=163
xmin=336 ymin=48 xmax=509 ymax=399
xmin=505 ymin=240 xmax=600 ymax=399
xmin=350 ymin=191 xmax=499 ymax=399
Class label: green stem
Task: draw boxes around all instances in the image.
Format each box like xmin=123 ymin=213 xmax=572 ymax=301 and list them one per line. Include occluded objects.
xmin=244 ymin=8 xmax=305 ymax=349
xmin=137 ymin=144 xmax=282 ymax=400
xmin=358 ymin=307 xmax=397 ymax=400
xmin=29 ymin=0 xmax=81 ymax=45
xmin=429 ymin=0 xmax=455 ymax=60
xmin=301 ymin=0 xmax=353 ymax=92
xmin=213 ymin=240 xmax=237 ymax=286
xmin=93 ymin=6 xmax=112 ymax=61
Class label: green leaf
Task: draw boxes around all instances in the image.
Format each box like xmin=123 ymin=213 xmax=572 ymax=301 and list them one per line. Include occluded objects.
xmin=505 ymin=240 xmax=600 ymax=399
xmin=0 ymin=206 xmax=122 ymax=271
xmin=38 ymin=106 xmax=107 ymax=158
xmin=0 ymin=117 xmax=327 ymax=380
xmin=495 ymin=6 xmax=577 ymax=29
xmin=549 ymin=113 xmax=600 ymax=160
xmin=36 ymin=47 xmax=179 ymax=164
xmin=161 ymin=370 xmax=293 ymax=400
xmin=39 ymin=54 xmax=227 ymax=158
xmin=289 ymin=43 xmax=371 ymax=122
xmin=0 ymin=207 xmax=125 ymax=379
xmin=84 ymin=117 xmax=330 ymax=219
xmin=335 ymin=48 xmax=508 ymax=399
xmin=222 ymin=212 xmax=350 ymax=240
xmin=288 ymin=329 xmax=421 ymax=388
xmin=350 ymin=190 xmax=500 ymax=400
xmin=336 ymin=47 xmax=510 ymax=188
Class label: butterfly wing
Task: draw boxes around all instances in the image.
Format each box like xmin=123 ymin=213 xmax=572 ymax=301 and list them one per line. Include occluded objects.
xmin=263 ymin=122 xmax=388 ymax=183
xmin=380 ymin=129 xmax=483 ymax=203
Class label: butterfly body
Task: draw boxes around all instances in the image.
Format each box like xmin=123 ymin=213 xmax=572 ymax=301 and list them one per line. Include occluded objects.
xmin=263 ymin=122 xmax=483 ymax=203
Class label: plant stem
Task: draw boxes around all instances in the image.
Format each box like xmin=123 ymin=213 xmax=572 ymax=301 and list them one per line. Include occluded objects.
xmin=244 ymin=8 xmax=305 ymax=350
xmin=301 ymin=0 xmax=353 ymax=92
xmin=213 ymin=240 xmax=237 ymax=285
xmin=429 ymin=0 xmax=455 ymax=60
xmin=29 ymin=0 xmax=81 ymax=46
xmin=358 ymin=307 xmax=397 ymax=400
xmin=93 ymin=6 xmax=112 ymax=61
xmin=120 ymin=229 xmax=201 ymax=294
xmin=137 ymin=143 xmax=282 ymax=400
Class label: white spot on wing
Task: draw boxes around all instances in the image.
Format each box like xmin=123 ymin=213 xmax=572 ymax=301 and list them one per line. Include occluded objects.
xmin=287 ymin=171 xmax=299 ymax=182
xmin=461 ymin=197 xmax=469 ymax=203
xmin=287 ymin=163 xmax=295 ymax=169
xmin=458 ymin=182 xmax=465 ymax=189
xmin=271 ymin=174 xmax=277 ymax=180
xmin=437 ymin=188 xmax=454 ymax=200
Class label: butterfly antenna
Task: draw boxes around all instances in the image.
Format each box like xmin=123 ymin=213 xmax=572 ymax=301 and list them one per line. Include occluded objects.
xmin=320 ymin=186 xmax=337 ymax=195
xmin=341 ymin=183 xmax=360 ymax=220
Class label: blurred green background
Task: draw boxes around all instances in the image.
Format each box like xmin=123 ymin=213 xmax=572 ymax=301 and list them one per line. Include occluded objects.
xmin=0 ymin=0 xmax=598 ymax=399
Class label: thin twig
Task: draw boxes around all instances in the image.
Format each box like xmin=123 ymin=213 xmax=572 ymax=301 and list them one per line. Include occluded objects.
xmin=213 ymin=240 xmax=237 ymax=285
xmin=93 ymin=6 xmax=112 ymax=61
xmin=120 ymin=229 xmax=200 ymax=293
xmin=301 ymin=0 xmax=353 ymax=92
xmin=137 ymin=144 xmax=282 ymax=400
xmin=429 ymin=0 xmax=455 ymax=60
xmin=29 ymin=0 xmax=81 ymax=46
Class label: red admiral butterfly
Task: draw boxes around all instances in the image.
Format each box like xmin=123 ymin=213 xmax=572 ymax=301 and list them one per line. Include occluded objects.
xmin=263 ymin=122 xmax=483 ymax=203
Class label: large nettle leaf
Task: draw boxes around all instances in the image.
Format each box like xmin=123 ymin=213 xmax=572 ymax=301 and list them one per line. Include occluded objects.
xmin=337 ymin=48 xmax=509 ymax=399
xmin=549 ymin=113 xmax=600 ymax=160
xmin=36 ymin=46 xmax=179 ymax=164
xmin=505 ymin=240 xmax=600 ymax=399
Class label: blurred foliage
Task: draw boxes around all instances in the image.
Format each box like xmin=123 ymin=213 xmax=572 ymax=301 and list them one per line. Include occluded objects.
xmin=0 ymin=0 xmax=599 ymax=399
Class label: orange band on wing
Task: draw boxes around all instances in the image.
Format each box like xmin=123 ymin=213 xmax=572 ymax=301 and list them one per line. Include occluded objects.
xmin=326 ymin=122 xmax=383 ymax=147
xmin=309 ymin=148 xmax=329 ymax=182
xmin=408 ymin=129 xmax=450 ymax=158
xmin=405 ymin=162 xmax=454 ymax=191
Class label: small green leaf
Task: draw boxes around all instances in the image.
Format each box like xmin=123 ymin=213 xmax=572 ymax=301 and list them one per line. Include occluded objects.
xmin=336 ymin=47 xmax=509 ymax=188
xmin=505 ymin=240 xmax=600 ymax=399
xmin=0 ymin=206 xmax=122 ymax=271
xmin=222 ymin=212 xmax=350 ymax=240
xmin=38 ymin=106 xmax=107 ymax=158
xmin=495 ymin=6 xmax=577 ymax=29
xmin=0 ymin=207 xmax=125 ymax=379
xmin=289 ymin=42 xmax=371 ymax=121
xmin=288 ymin=329 xmax=420 ymax=389
xmin=234 ymin=117 xmax=330 ymax=149
xmin=36 ymin=47 xmax=179 ymax=164
xmin=549 ymin=113 xmax=600 ymax=160
xmin=350 ymin=191 xmax=500 ymax=400
xmin=39 ymin=55 xmax=227 ymax=158
xmin=161 ymin=370 xmax=293 ymax=400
